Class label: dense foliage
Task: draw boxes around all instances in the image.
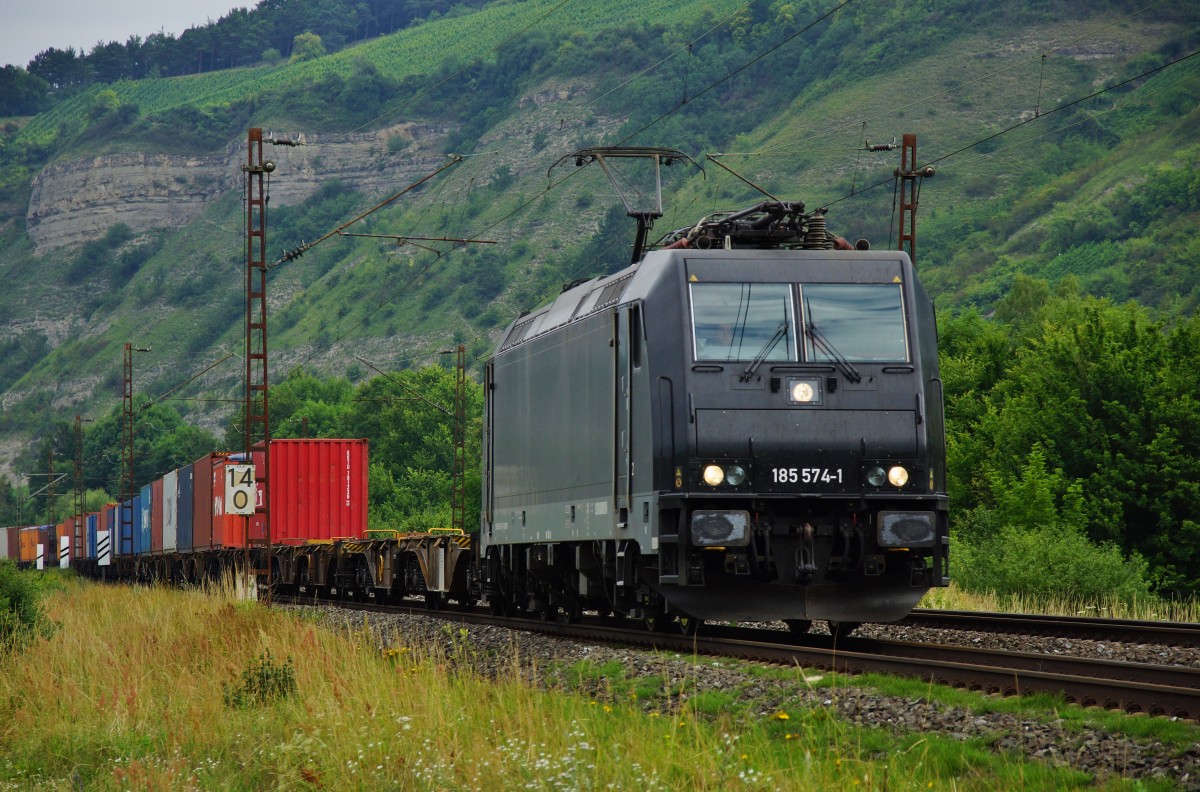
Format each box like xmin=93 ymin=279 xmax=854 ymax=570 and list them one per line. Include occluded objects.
xmin=251 ymin=365 xmax=484 ymax=533
xmin=942 ymin=277 xmax=1200 ymax=598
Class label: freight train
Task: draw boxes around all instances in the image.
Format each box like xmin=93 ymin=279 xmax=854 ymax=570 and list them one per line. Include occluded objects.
xmin=3 ymin=198 xmax=949 ymax=637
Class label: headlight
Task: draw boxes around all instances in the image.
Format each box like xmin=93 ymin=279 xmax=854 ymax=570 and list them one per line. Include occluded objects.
xmin=887 ymin=466 xmax=909 ymax=487
xmin=702 ymin=464 xmax=725 ymax=487
xmin=787 ymin=377 xmax=820 ymax=405
xmin=725 ymin=465 xmax=747 ymax=486
xmin=866 ymin=466 xmax=887 ymax=487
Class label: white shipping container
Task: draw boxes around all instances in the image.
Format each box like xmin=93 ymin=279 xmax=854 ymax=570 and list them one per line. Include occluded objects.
xmin=163 ymin=470 xmax=179 ymax=553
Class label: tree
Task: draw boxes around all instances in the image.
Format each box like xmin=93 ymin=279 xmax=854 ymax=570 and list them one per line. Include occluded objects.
xmin=289 ymin=32 xmax=325 ymax=63
xmin=0 ymin=66 xmax=49 ymax=116
xmin=27 ymin=47 xmax=92 ymax=90
xmin=89 ymin=41 xmax=130 ymax=83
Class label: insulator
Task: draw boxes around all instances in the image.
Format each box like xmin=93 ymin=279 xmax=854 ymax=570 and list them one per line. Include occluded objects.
xmin=804 ymin=214 xmax=831 ymax=250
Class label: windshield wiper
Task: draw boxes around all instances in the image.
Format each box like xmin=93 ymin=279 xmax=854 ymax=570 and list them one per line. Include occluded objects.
xmin=805 ymin=320 xmax=862 ymax=383
xmin=740 ymin=320 xmax=789 ymax=382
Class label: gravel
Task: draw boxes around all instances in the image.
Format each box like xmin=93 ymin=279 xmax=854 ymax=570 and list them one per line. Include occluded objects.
xmin=294 ymin=605 xmax=1200 ymax=788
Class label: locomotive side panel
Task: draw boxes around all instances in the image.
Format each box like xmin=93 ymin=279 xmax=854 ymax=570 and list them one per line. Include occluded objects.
xmin=487 ymin=311 xmax=620 ymax=546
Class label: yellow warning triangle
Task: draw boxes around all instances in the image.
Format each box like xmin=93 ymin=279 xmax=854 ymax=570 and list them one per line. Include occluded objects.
xmin=892 ymin=276 xmax=902 ymax=283
xmin=688 ymin=274 xmax=698 ymax=282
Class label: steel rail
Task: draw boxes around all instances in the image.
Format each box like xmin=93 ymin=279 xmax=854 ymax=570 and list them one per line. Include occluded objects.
xmin=902 ymin=609 xmax=1200 ymax=647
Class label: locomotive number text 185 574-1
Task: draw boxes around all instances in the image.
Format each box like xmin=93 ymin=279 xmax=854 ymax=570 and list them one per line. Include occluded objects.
xmin=771 ymin=467 xmax=844 ymax=485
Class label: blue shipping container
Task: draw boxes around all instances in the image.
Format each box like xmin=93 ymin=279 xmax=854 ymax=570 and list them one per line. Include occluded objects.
xmin=131 ymin=494 xmax=143 ymax=556
xmin=138 ymin=484 xmax=152 ymax=555
xmin=177 ymin=464 xmax=194 ymax=553
xmin=86 ymin=513 xmax=98 ymax=560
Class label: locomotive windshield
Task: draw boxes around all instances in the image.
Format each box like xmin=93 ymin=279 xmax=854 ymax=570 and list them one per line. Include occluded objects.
xmin=801 ymin=284 xmax=908 ymax=362
xmin=691 ymin=283 xmax=796 ymax=362
xmin=691 ymin=282 xmax=908 ymax=363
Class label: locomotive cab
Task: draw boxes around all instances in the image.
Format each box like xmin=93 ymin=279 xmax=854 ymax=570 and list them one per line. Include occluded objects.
xmin=647 ymin=248 xmax=949 ymax=623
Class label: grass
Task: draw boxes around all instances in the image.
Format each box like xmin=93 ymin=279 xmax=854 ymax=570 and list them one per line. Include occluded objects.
xmin=2 ymin=574 xmax=1194 ymax=789
xmin=919 ymin=582 xmax=1200 ymax=623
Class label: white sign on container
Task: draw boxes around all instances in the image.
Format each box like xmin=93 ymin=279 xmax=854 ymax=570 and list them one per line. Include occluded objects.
xmin=225 ymin=464 xmax=256 ymax=516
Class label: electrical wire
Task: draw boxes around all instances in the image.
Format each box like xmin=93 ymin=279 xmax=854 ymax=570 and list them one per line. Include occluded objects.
xmin=982 ymin=68 xmax=1200 ymax=158
xmin=140 ymin=354 xmax=235 ymax=411
xmin=753 ymin=0 xmax=1179 ymax=156
xmin=825 ymin=46 xmax=1200 ymax=208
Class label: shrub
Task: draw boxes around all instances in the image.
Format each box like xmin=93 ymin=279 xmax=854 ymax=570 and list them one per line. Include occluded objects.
xmin=0 ymin=561 xmax=56 ymax=651
xmin=289 ymin=32 xmax=325 ymax=64
xmin=223 ymin=650 xmax=296 ymax=708
xmin=951 ymin=525 xmax=1152 ymax=603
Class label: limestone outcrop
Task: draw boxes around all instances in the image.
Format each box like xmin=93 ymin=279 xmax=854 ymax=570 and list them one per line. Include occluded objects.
xmin=26 ymin=123 xmax=451 ymax=253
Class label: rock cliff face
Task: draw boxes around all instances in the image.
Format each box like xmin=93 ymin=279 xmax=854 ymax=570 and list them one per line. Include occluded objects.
xmin=26 ymin=122 xmax=453 ymax=253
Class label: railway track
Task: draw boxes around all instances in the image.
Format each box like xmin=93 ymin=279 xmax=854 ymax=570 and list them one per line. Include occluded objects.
xmin=276 ymin=594 xmax=1200 ymax=720
xmin=901 ymin=609 xmax=1200 ymax=647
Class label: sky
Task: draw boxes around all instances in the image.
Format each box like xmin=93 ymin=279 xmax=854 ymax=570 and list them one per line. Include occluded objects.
xmin=1 ymin=1 xmax=249 ymax=69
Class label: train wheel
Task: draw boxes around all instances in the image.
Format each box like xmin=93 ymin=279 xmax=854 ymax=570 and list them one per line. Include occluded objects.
xmin=828 ymin=621 xmax=861 ymax=640
xmin=557 ymin=596 xmax=583 ymax=625
xmin=784 ymin=619 xmax=812 ymax=635
xmin=677 ymin=614 xmax=703 ymax=636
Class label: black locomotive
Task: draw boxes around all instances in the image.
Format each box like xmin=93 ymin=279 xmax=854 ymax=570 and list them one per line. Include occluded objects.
xmin=481 ymin=196 xmax=949 ymax=634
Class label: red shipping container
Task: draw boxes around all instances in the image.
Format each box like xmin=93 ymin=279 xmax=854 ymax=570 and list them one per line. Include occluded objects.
xmin=190 ymin=453 xmax=246 ymax=550
xmin=151 ymin=479 xmax=164 ymax=553
xmin=251 ymin=439 xmax=369 ymax=544
xmin=192 ymin=454 xmax=215 ymax=550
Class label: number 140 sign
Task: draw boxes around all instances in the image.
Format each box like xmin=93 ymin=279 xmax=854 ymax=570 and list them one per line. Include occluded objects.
xmin=225 ymin=464 xmax=256 ymax=515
